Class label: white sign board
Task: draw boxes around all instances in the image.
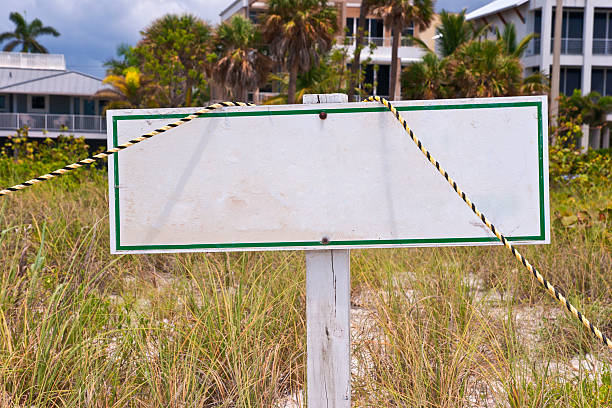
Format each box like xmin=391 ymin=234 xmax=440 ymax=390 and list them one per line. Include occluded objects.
xmin=107 ymin=96 xmax=549 ymax=254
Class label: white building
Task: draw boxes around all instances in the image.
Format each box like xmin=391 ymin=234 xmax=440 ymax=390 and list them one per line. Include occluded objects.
xmin=467 ymin=0 xmax=612 ymax=149
xmin=0 ymin=52 xmax=110 ymax=140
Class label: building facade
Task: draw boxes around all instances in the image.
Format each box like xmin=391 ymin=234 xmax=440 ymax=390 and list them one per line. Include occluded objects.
xmin=220 ymin=0 xmax=439 ymax=100
xmin=467 ymin=0 xmax=612 ymax=149
xmin=0 ymin=52 xmax=110 ymax=140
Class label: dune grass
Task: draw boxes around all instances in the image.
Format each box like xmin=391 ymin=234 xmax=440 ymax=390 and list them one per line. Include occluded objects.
xmin=0 ymin=159 xmax=610 ymax=407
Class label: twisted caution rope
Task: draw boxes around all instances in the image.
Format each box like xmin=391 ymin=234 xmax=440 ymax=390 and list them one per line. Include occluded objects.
xmin=0 ymin=102 xmax=254 ymax=196
xmin=364 ymin=95 xmax=611 ymax=350
xmin=0 ymin=96 xmax=609 ymax=350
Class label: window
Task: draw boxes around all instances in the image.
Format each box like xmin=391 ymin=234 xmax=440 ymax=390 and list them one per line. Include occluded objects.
xmin=559 ymin=67 xmax=581 ymax=96
xmin=532 ymin=9 xmax=542 ymax=54
xmin=28 ymin=95 xmax=46 ymax=112
xmin=345 ymin=17 xmax=354 ymax=36
xmin=83 ymin=99 xmax=95 ymax=115
xmin=591 ymin=68 xmax=612 ymax=96
xmin=551 ymin=8 xmax=583 ymax=54
xmin=0 ymin=95 xmax=6 ymax=111
xmin=593 ymin=11 xmax=612 ymax=54
xmin=345 ymin=18 xmax=384 ymax=45
xmin=363 ymin=64 xmax=390 ymax=97
xmin=369 ymin=19 xmax=383 ymax=38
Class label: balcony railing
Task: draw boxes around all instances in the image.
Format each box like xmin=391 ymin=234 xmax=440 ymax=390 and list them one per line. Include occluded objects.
xmin=593 ymin=39 xmax=612 ymax=55
xmin=338 ymin=36 xmax=414 ymax=48
xmin=550 ymin=38 xmax=583 ymax=54
xmin=0 ymin=113 xmax=106 ymax=133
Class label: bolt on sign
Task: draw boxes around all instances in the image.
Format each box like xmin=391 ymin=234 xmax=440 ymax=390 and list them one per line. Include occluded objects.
xmin=106 ymin=96 xmax=549 ymax=254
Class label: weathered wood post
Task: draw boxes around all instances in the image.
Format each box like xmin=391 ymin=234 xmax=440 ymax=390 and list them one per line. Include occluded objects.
xmin=303 ymin=93 xmax=351 ymax=408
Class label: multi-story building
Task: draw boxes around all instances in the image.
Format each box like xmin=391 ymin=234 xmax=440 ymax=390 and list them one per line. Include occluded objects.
xmin=220 ymin=0 xmax=439 ymax=100
xmin=467 ymin=0 xmax=611 ymax=149
xmin=0 ymin=52 xmax=110 ymax=141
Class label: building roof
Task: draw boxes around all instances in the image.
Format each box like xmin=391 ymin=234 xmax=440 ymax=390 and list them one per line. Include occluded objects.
xmin=0 ymin=67 xmax=60 ymax=88
xmin=466 ymin=0 xmax=529 ymax=21
xmin=0 ymin=69 xmax=110 ymax=96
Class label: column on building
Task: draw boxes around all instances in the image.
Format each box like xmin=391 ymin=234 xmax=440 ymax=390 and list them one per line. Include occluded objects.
xmin=582 ymin=0 xmax=594 ymax=95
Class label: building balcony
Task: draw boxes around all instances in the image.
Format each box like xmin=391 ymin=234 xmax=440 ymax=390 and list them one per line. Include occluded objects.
xmin=593 ymin=39 xmax=612 ymax=55
xmin=550 ymin=38 xmax=583 ymax=55
xmin=0 ymin=113 xmax=106 ymax=136
xmin=0 ymin=51 xmax=66 ymax=70
xmin=338 ymin=36 xmax=414 ymax=48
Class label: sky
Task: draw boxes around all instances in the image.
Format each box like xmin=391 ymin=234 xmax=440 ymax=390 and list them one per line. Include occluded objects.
xmin=0 ymin=0 xmax=492 ymax=78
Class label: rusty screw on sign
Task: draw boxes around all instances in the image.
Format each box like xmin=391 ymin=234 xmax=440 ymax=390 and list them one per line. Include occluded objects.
xmin=319 ymin=111 xmax=327 ymax=120
xmin=320 ymin=236 xmax=330 ymax=245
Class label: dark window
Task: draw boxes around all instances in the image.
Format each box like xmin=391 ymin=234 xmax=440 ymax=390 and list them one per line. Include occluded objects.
xmin=346 ymin=18 xmax=354 ymax=36
xmin=0 ymin=95 xmax=5 ymax=110
xmin=534 ymin=9 xmax=542 ymax=33
xmin=73 ymin=97 xmax=80 ymax=114
xmin=377 ymin=65 xmax=390 ymax=97
xmin=560 ymin=67 xmax=581 ymax=96
xmin=607 ymin=70 xmax=612 ymax=96
xmin=99 ymin=100 xmax=108 ymax=115
xmin=402 ymin=22 xmax=414 ymax=37
xmin=370 ymin=19 xmax=384 ymax=38
xmin=248 ymin=10 xmax=262 ymax=23
xmin=364 ymin=64 xmax=374 ymax=91
xmin=609 ymin=13 xmax=612 ymax=39
xmin=83 ymin=99 xmax=95 ymax=115
xmin=363 ymin=64 xmax=390 ymax=97
xmin=552 ymin=9 xmax=583 ymax=38
xmin=568 ymin=12 xmax=583 ymax=38
xmin=31 ymin=95 xmax=45 ymax=110
xmin=592 ymin=69 xmax=605 ymax=94
xmin=594 ymin=12 xmax=606 ymax=38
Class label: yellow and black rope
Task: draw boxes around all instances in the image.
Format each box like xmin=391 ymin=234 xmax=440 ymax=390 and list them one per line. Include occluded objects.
xmin=1 ymin=95 xmax=609 ymax=350
xmin=365 ymin=95 xmax=612 ymax=350
xmin=0 ymin=102 xmax=253 ymax=197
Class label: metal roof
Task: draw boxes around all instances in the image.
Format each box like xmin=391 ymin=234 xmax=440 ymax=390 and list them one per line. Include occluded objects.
xmin=0 ymin=69 xmax=109 ymax=96
xmin=466 ymin=0 xmax=529 ymax=21
xmin=0 ymin=67 xmax=60 ymax=88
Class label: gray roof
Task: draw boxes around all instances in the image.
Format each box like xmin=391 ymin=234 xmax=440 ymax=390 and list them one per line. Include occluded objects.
xmin=0 ymin=67 xmax=60 ymax=88
xmin=466 ymin=0 xmax=529 ymax=21
xmin=0 ymin=68 xmax=110 ymax=96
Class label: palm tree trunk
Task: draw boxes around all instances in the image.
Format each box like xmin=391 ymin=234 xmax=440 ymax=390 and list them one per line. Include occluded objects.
xmin=241 ymin=87 xmax=249 ymax=103
xmin=288 ymin=60 xmax=299 ymax=104
xmin=348 ymin=3 xmax=370 ymax=101
xmin=389 ymin=23 xmax=401 ymax=101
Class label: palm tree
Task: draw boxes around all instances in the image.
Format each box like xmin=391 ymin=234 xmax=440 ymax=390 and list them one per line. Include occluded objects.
xmin=401 ymin=52 xmax=447 ymax=99
xmin=496 ymin=22 xmax=533 ymax=58
xmin=373 ymin=0 xmax=434 ymax=100
xmin=103 ymin=44 xmax=140 ymax=76
xmin=0 ymin=12 xmax=59 ymax=53
xmin=436 ymin=10 xmax=487 ymax=57
xmin=95 ymin=67 xmax=155 ymax=110
xmin=214 ymin=16 xmax=273 ymax=102
xmin=262 ymin=0 xmax=337 ymax=104
xmin=447 ymin=40 xmax=523 ymax=98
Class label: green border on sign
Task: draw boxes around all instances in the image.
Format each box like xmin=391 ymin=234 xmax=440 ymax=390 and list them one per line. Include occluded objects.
xmin=112 ymin=101 xmax=546 ymax=251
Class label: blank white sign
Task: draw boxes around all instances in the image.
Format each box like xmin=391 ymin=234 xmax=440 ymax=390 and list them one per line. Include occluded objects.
xmin=107 ymin=96 xmax=549 ymax=253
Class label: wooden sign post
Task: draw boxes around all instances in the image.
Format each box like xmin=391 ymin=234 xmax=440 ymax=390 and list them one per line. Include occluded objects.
xmin=106 ymin=94 xmax=549 ymax=407
xmin=303 ymin=94 xmax=350 ymax=407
